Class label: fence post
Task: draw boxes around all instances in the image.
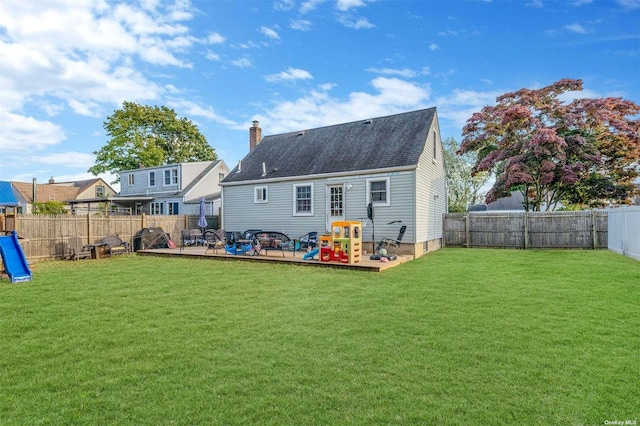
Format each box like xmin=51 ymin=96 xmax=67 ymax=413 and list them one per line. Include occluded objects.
xmin=465 ymin=215 xmax=470 ymax=248
xmin=87 ymin=213 xmax=92 ymax=243
xmin=524 ymin=212 xmax=529 ymax=249
xmin=441 ymin=213 xmax=446 ymax=248
xmin=592 ymin=210 xmax=598 ymax=249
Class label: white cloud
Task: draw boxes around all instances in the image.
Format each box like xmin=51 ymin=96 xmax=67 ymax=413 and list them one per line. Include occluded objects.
xmin=207 ymin=32 xmax=225 ymax=44
xmin=616 ymin=0 xmax=640 ymax=9
xmin=367 ymin=67 xmax=417 ymax=78
xmin=206 ymin=51 xmax=221 ymax=61
xmin=260 ymin=26 xmax=281 ymax=40
xmin=231 ymin=57 xmax=252 ymax=68
xmin=565 ymin=23 xmax=590 ymax=34
xmin=28 ymin=152 xmax=96 ymax=168
xmin=337 ymin=15 xmax=375 ymax=29
xmin=336 ymin=0 xmax=368 ymax=11
xmin=290 ymin=19 xmax=313 ymax=31
xmin=166 ymin=99 xmax=237 ymax=126
xmin=0 ymin=0 xmax=196 ymax=161
xmin=0 ymin=111 xmax=66 ymax=151
xmin=274 ymin=0 xmax=296 ymax=11
xmin=300 ymin=0 xmax=328 ymax=14
xmin=257 ymin=77 xmax=431 ymax=134
xmin=429 ymin=43 xmax=439 ymax=51
xmin=265 ymin=67 xmax=314 ymax=82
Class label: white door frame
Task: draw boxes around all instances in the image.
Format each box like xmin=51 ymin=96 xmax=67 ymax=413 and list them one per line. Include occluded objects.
xmin=326 ymin=184 xmax=345 ymax=232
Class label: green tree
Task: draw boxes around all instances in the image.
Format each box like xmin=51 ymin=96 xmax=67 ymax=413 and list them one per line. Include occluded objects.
xmin=89 ymin=102 xmax=217 ymax=181
xmin=32 ymin=201 xmax=68 ymax=215
xmin=443 ymin=137 xmax=490 ymax=212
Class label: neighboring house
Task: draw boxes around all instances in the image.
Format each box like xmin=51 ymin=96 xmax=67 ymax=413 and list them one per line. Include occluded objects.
xmin=221 ymin=108 xmax=447 ymax=258
xmin=11 ymin=177 xmax=116 ymax=214
xmin=114 ymin=160 xmax=229 ymax=216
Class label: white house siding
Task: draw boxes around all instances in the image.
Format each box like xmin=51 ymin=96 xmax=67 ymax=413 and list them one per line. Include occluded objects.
xmin=222 ymin=170 xmax=416 ymax=242
xmin=180 ymin=162 xmax=213 ymax=192
xmin=415 ymin=117 xmax=447 ymax=249
xmin=183 ymin=163 xmax=229 ymax=201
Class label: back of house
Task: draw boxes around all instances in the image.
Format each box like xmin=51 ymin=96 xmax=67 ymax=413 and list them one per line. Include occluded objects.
xmin=221 ymin=108 xmax=447 ymax=258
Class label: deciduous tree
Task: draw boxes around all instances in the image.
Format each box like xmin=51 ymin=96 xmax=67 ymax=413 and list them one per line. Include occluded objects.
xmin=459 ymin=79 xmax=639 ymax=210
xmin=443 ymin=137 xmax=490 ymax=212
xmin=89 ymin=102 xmax=217 ymax=181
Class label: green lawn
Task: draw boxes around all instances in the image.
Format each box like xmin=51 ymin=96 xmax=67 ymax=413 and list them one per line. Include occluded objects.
xmin=1 ymin=249 xmax=638 ymax=425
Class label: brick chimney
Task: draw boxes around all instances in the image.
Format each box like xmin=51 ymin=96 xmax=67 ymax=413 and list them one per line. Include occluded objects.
xmin=249 ymin=120 xmax=261 ymax=151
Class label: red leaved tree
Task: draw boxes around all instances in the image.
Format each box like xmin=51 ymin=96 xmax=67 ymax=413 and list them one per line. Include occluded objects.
xmin=459 ymin=79 xmax=640 ymax=211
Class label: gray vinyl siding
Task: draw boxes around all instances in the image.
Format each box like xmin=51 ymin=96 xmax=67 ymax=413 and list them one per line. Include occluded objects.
xmin=415 ymin=114 xmax=447 ymax=245
xmin=222 ymin=170 xmax=416 ymax=243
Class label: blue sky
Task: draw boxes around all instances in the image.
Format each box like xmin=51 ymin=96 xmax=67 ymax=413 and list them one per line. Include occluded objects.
xmin=1 ymin=0 xmax=638 ymax=191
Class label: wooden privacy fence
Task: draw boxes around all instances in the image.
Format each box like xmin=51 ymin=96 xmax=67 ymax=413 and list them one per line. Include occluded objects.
xmin=443 ymin=210 xmax=608 ymax=249
xmin=10 ymin=214 xmax=219 ymax=261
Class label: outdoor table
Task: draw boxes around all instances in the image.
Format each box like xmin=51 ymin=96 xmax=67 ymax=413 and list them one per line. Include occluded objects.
xmin=87 ymin=243 xmax=107 ymax=259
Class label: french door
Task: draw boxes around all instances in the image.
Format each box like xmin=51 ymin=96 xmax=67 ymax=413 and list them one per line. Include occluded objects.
xmin=326 ymin=184 xmax=344 ymax=231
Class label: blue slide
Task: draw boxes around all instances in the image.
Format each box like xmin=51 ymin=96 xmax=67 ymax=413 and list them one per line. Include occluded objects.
xmin=303 ymin=248 xmax=319 ymax=260
xmin=0 ymin=231 xmax=32 ymax=283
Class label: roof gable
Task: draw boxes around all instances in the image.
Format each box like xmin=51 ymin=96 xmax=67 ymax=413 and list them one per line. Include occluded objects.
xmin=224 ymin=107 xmax=436 ymax=183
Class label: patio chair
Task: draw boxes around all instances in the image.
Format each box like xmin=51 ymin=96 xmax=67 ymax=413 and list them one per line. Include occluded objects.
xmin=299 ymin=231 xmax=318 ymax=251
xmin=189 ymin=229 xmax=204 ymax=246
xmin=102 ymin=234 xmax=130 ymax=256
xmin=68 ymin=236 xmax=91 ymax=260
xmin=377 ymin=225 xmax=407 ymax=256
xmin=204 ymin=229 xmax=226 ymax=254
xmin=180 ymin=229 xmax=196 ymax=248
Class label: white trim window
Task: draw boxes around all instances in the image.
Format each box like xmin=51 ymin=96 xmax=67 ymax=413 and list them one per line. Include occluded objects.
xmin=149 ymin=171 xmax=156 ymax=187
xmin=127 ymin=174 xmax=135 ymax=186
xmin=164 ymin=168 xmax=178 ymax=186
xmin=254 ymin=186 xmax=268 ymax=203
xmin=366 ymin=177 xmax=390 ymax=206
xmin=293 ymin=183 xmax=314 ymax=216
xmin=96 ymin=186 xmax=105 ymax=198
xmin=151 ymin=202 xmax=164 ymax=215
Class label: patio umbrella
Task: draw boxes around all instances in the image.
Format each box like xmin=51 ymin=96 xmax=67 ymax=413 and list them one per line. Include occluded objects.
xmin=198 ymin=196 xmax=208 ymax=233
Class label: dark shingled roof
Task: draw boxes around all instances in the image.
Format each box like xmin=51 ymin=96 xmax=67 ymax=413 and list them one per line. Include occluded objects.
xmin=223 ymin=107 xmax=437 ymax=183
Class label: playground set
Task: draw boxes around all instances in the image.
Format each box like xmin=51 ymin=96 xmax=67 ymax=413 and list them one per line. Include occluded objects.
xmin=318 ymin=221 xmax=362 ymax=265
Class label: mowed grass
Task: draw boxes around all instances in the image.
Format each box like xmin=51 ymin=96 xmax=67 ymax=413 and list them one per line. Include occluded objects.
xmin=1 ymin=249 xmax=638 ymax=425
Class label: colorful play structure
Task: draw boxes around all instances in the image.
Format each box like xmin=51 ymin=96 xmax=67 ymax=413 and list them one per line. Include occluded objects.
xmin=0 ymin=230 xmax=32 ymax=283
xmin=319 ymin=221 xmax=362 ymax=265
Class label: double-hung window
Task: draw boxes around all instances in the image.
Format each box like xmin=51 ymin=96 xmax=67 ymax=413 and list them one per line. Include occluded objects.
xmin=149 ymin=171 xmax=156 ymax=187
xmin=366 ymin=177 xmax=390 ymax=206
xmin=293 ymin=183 xmax=313 ymax=216
xmin=96 ymin=186 xmax=105 ymax=198
xmin=164 ymin=168 xmax=178 ymax=186
xmin=254 ymin=186 xmax=268 ymax=203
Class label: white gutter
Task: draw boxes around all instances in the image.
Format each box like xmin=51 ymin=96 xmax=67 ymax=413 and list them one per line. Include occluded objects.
xmin=220 ymin=164 xmax=417 ymax=187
